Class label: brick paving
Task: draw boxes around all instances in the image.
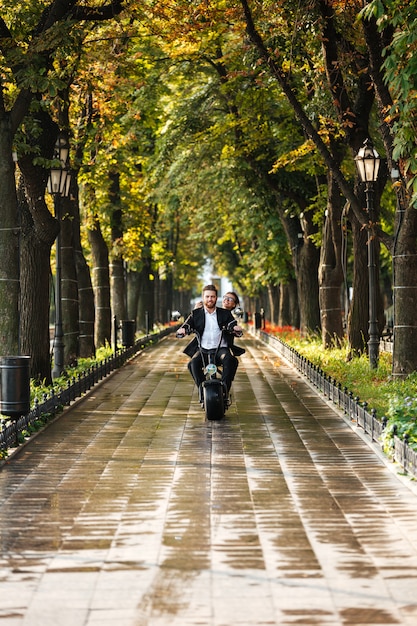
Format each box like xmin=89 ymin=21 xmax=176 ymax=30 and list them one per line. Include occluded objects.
xmin=0 ymin=333 xmax=416 ymax=625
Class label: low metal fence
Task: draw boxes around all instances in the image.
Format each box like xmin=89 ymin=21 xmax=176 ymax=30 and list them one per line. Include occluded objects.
xmin=258 ymin=330 xmax=417 ymax=480
xmin=0 ymin=327 xmax=173 ymax=454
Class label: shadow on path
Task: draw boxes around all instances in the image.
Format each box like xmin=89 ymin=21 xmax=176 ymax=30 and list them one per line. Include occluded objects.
xmin=0 ymin=334 xmax=415 ymax=625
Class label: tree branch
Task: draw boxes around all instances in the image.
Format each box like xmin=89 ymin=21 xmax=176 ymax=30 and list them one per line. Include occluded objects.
xmin=70 ymin=0 xmax=125 ymax=22
xmin=239 ymin=0 xmax=366 ymax=223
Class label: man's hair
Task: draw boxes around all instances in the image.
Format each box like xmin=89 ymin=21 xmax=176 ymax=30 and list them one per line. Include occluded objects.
xmin=202 ymin=284 xmax=218 ymax=296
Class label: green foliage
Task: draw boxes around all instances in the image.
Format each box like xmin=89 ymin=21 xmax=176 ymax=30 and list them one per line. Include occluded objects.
xmin=381 ymin=393 xmax=417 ymax=455
xmin=0 ymin=344 xmax=125 ymax=456
xmin=283 ymin=335 xmax=392 ymax=414
xmin=139 ymin=29 xmax=317 ymax=294
xmin=281 ymin=330 xmax=417 ymax=457
xmin=362 ymin=0 xmax=417 ymax=206
xmin=4 ymin=0 xmax=417 ymax=380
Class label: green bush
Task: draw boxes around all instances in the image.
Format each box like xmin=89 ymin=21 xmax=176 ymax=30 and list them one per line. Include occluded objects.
xmin=270 ymin=329 xmax=417 ymax=455
xmin=382 ymin=394 xmax=417 ymax=454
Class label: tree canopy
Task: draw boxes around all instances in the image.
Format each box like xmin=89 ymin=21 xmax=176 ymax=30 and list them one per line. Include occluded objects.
xmin=1 ymin=0 xmax=417 ymax=377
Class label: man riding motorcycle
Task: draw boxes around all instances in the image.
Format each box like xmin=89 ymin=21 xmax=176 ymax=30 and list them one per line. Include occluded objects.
xmin=177 ymin=284 xmax=243 ymax=402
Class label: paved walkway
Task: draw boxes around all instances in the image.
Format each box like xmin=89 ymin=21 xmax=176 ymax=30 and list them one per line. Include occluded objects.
xmin=0 ymin=334 xmax=417 ymax=625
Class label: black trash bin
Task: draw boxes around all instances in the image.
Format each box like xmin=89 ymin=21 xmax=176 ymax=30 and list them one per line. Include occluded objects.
xmin=0 ymin=356 xmax=31 ymax=417
xmin=121 ymin=320 xmax=136 ymax=348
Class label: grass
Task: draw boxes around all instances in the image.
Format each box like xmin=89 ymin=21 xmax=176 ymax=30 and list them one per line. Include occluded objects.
xmin=29 ymin=344 xmax=115 ymax=410
xmin=265 ymin=324 xmax=417 ymax=453
xmin=284 ymin=337 xmax=394 ymax=416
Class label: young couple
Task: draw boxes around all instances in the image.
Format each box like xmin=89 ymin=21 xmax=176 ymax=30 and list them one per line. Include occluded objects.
xmin=193 ymin=290 xmax=240 ymax=314
xmin=177 ymin=284 xmax=244 ymax=402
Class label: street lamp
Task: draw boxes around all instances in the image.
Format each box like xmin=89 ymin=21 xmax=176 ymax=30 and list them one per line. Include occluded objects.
xmin=47 ymin=133 xmax=71 ymax=379
xmin=355 ymin=138 xmax=381 ymax=369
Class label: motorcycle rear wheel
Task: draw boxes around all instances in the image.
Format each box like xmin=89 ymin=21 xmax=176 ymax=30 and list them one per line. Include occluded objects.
xmin=203 ymin=382 xmax=224 ymax=420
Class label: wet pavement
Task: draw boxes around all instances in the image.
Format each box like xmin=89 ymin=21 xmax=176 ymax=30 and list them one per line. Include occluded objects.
xmin=0 ymin=333 xmax=417 ymax=625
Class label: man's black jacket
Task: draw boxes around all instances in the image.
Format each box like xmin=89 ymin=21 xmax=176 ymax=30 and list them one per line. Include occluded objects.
xmin=180 ymin=306 xmax=245 ymax=358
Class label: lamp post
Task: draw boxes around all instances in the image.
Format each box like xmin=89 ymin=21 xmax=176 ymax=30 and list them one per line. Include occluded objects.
xmin=47 ymin=133 xmax=71 ymax=379
xmin=355 ymin=138 xmax=381 ymax=369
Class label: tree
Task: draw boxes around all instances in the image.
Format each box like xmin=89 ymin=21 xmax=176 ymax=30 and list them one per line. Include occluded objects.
xmin=362 ymin=0 xmax=417 ymax=377
xmin=0 ymin=0 xmax=125 ymax=380
xmin=133 ymin=22 xmax=321 ymax=330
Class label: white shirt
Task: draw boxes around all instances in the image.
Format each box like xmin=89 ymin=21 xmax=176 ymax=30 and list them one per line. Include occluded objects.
xmin=202 ymin=309 xmax=227 ymax=349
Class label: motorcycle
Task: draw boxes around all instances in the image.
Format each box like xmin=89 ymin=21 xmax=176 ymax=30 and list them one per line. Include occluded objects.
xmin=177 ymin=323 xmax=242 ymax=421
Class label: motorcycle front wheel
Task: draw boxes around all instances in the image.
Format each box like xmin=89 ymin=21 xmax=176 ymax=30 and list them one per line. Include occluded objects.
xmin=203 ymin=381 xmax=225 ymax=421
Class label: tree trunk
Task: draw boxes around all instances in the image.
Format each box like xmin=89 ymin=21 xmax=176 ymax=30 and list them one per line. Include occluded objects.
xmin=279 ymin=279 xmax=299 ymax=327
xmin=347 ymin=213 xmax=369 ymax=356
xmin=295 ymin=211 xmax=321 ymax=335
xmin=362 ymin=12 xmax=417 ymax=376
xmin=88 ymin=217 xmax=111 ymax=348
xmin=0 ymin=120 xmax=20 ymax=355
xmin=297 ymin=243 xmax=321 ymax=335
xmin=392 ymin=202 xmax=417 ymax=377
xmin=18 ymin=182 xmax=52 ymax=383
xmin=60 ymin=193 xmax=79 ymax=366
xmin=270 ymin=205 xmax=320 ymax=335
xmin=109 ymin=172 xmax=126 ymax=323
xmin=75 ymin=247 xmax=95 ymax=358
xmin=347 ymin=183 xmax=385 ymax=359
xmin=137 ymin=260 xmax=155 ymax=333
xmin=319 ymin=172 xmax=344 ymax=347
xmin=16 ymin=112 xmax=60 ymax=381
xmin=288 ymin=279 xmax=300 ymax=328
xmin=156 ymin=269 xmax=173 ymax=324
xmin=110 ymin=258 xmax=126 ymax=322
xmin=267 ymin=284 xmax=279 ymax=325
xmin=72 ymin=178 xmax=95 ymax=358
xmin=176 ymin=289 xmax=193 ymax=318
xmin=279 ymin=283 xmax=291 ymax=327
xmin=127 ymin=269 xmax=140 ymax=321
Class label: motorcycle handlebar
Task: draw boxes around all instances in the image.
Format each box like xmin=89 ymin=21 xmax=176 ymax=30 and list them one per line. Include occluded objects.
xmin=223 ymin=321 xmax=243 ymax=337
xmin=176 ymin=324 xmax=191 ymax=338
xmin=177 ymin=322 xmax=242 ymax=339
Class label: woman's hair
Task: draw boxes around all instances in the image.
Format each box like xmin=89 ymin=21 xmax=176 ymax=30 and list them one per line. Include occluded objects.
xmin=224 ymin=291 xmax=239 ymax=306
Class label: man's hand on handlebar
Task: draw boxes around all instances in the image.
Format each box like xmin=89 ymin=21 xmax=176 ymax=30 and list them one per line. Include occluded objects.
xmin=176 ymin=325 xmax=190 ymax=338
xmin=225 ymin=320 xmax=243 ymax=337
